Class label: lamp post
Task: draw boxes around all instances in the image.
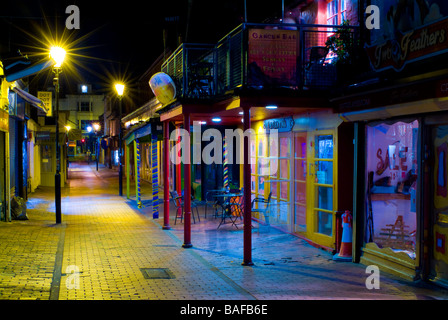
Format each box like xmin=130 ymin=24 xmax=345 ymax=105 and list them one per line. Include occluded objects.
xmin=65 ymin=125 xmax=71 ymax=177
xmin=50 ymin=46 xmax=66 ymax=224
xmin=115 ymin=83 xmax=124 ymax=196
xmin=93 ymin=123 xmax=100 ymax=171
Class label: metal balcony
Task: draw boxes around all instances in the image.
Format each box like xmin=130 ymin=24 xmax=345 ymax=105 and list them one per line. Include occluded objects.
xmin=161 ymin=22 xmax=359 ymax=101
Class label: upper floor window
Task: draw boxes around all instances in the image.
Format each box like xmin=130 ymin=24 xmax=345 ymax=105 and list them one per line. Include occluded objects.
xmin=79 ymin=101 xmax=90 ymax=112
xmin=327 ymin=0 xmax=347 ymax=25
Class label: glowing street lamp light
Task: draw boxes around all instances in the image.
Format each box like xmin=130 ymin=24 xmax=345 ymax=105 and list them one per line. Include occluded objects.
xmin=115 ymin=83 xmax=125 ymax=97
xmin=115 ymin=83 xmax=125 ymax=196
xmin=50 ymin=46 xmax=66 ymax=69
xmin=50 ymin=46 xmax=66 ymax=224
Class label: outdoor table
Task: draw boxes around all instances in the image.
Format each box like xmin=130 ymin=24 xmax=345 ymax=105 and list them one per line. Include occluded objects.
xmin=213 ymin=193 xmax=243 ymax=228
xmin=205 ymin=189 xmax=227 ymax=218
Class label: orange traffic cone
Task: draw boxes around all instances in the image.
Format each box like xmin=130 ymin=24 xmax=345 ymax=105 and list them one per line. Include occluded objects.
xmin=333 ymin=210 xmax=353 ymax=261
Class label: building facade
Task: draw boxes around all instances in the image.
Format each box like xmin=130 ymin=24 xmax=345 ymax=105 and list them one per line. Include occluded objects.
xmin=59 ymin=84 xmax=105 ymax=159
xmin=333 ymin=0 xmax=448 ymax=286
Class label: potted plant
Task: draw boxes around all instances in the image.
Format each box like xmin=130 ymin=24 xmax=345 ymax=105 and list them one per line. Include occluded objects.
xmin=325 ymin=20 xmax=359 ymax=83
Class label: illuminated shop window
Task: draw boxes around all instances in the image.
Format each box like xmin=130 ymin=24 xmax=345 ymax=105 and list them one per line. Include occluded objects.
xmin=366 ymin=120 xmax=419 ymax=259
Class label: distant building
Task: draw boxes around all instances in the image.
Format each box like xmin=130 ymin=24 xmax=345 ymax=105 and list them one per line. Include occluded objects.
xmin=59 ymin=84 xmax=105 ymax=158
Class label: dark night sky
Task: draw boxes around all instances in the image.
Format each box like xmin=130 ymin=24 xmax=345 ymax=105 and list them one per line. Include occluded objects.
xmin=1 ymin=0 xmax=295 ymax=93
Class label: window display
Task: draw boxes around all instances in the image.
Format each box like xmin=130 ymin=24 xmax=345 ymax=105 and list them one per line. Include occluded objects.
xmin=366 ymin=120 xmax=418 ymax=259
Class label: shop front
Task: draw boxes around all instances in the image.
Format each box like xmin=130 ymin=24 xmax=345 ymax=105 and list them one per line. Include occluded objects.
xmin=337 ymin=78 xmax=448 ymax=284
xmin=122 ymin=111 xmax=163 ymax=216
xmin=361 ymin=118 xmax=420 ymax=280
xmin=251 ymin=110 xmax=353 ymax=251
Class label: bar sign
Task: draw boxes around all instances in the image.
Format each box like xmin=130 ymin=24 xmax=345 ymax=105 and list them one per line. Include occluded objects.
xmin=37 ymin=91 xmax=52 ymax=116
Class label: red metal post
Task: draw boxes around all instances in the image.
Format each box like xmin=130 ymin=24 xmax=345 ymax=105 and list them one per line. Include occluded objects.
xmin=183 ymin=112 xmax=192 ymax=248
xmin=163 ymin=121 xmax=171 ymax=230
xmin=176 ymin=128 xmax=182 ymax=196
xmin=242 ymin=106 xmax=253 ymax=266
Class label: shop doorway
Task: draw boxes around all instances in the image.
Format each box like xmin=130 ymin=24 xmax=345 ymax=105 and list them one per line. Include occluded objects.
xmin=429 ymin=124 xmax=448 ymax=287
xmin=269 ymin=133 xmax=292 ymax=227
xmin=307 ymin=130 xmax=336 ymax=248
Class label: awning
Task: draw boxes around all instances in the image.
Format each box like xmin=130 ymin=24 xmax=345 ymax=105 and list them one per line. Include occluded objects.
xmin=339 ymin=97 xmax=448 ymax=122
xmin=124 ymin=122 xmax=152 ymax=145
xmin=5 ymin=59 xmax=53 ymax=83
xmin=11 ymin=87 xmax=48 ymax=114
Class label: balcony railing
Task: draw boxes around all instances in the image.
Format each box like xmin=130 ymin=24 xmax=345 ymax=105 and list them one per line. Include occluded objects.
xmin=161 ymin=23 xmax=359 ymax=100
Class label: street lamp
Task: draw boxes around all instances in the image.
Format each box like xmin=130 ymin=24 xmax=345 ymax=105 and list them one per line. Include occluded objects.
xmin=93 ymin=123 xmax=101 ymax=171
xmin=65 ymin=125 xmax=71 ymax=177
xmin=50 ymin=46 xmax=66 ymax=224
xmin=115 ymin=83 xmax=125 ymax=196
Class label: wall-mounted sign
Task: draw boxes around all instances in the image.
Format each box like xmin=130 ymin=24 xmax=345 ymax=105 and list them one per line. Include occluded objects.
xmin=366 ymin=0 xmax=448 ymax=72
xmin=37 ymin=91 xmax=52 ymax=116
xmin=35 ymin=131 xmax=51 ymax=140
xmin=248 ymin=28 xmax=298 ymax=87
xmin=263 ymin=116 xmax=294 ymax=133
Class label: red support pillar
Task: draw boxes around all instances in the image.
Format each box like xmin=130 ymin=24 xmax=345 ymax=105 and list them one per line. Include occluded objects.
xmin=176 ymin=127 xmax=182 ymax=196
xmin=242 ymin=106 xmax=253 ymax=266
xmin=162 ymin=121 xmax=171 ymax=230
xmin=183 ymin=112 xmax=193 ymax=248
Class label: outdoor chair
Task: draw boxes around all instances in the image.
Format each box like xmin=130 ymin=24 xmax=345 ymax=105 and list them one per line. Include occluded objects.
xmin=307 ymin=46 xmax=329 ymax=66
xmin=217 ymin=189 xmax=244 ymax=229
xmin=217 ymin=198 xmax=238 ymax=229
xmin=251 ymin=192 xmax=272 ymax=225
xmin=204 ymin=189 xmax=224 ymax=218
xmin=171 ymin=190 xmax=201 ymax=224
xmin=170 ymin=191 xmax=184 ymax=225
xmin=228 ymin=189 xmax=244 ymax=221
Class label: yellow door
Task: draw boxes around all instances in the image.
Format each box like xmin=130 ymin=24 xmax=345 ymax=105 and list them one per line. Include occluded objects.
xmin=307 ymin=130 xmax=337 ymax=249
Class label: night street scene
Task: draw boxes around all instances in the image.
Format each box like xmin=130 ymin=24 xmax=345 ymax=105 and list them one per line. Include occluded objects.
xmin=2 ymin=0 xmax=448 ymax=315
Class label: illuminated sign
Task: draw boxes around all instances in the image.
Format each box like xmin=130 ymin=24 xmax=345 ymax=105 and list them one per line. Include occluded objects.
xmin=263 ymin=116 xmax=294 ymax=133
xmin=366 ymin=16 xmax=448 ymax=72
xmin=37 ymin=91 xmax=53 ymax=116
xmin=248 ymin=28 xmax=298 ymax=87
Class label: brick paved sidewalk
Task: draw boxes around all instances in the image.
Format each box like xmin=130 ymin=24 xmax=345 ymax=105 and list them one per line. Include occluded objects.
xmin=0 ymin=161 xmax=447 ymax=303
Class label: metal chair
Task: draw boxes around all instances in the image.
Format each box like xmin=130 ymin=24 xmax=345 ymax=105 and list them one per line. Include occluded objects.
xmin=251 ymin=192 xmax=272 ymax=225
xmin=229 ymin=192 xmax=244 ymax=221
xmin=172 ymin=190 xmax=201 ymax=224
xmin=204 ymin=189 xmax=224 ymax=218
xmin=217 ymin=197 xmax=238 ymax=229
xmin=170 ymin=191 xmax=184 ymax=225
xmin=307 ymin=46 xmax=329 ymax=66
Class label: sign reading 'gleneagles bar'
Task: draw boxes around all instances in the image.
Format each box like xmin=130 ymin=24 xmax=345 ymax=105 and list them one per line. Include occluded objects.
xmin=366 ymin=17 xmax=448 ymax=72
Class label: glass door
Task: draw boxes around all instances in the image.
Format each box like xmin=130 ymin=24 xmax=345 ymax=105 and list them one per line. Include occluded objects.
xmin=294 ymin=132 xmax=307 ymax=233
xmin=261 ymin=132 xmax=292 ymax=229
xmin=308 ymin=130 xmax=336 ymax=248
